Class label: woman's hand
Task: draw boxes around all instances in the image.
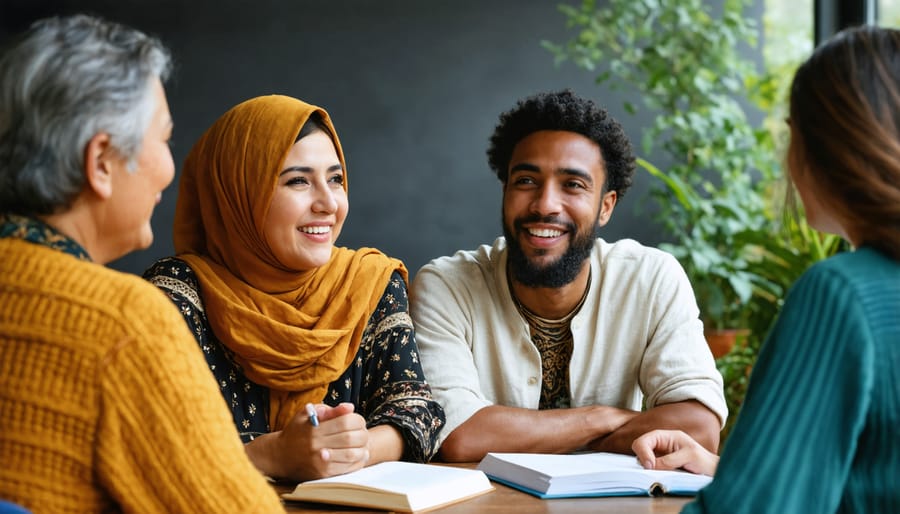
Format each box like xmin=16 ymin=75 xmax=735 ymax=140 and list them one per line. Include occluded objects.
xmin=282 ymin=402 xmax=370 ymax=480
xmin=631 ymin=429 xmax=719 ymax=476
xmin=246 ymin=402 xmax=370 ymax=481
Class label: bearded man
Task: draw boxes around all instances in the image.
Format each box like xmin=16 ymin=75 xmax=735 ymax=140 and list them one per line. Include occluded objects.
xmin=410 ymin=90 xmax=726 ymax=462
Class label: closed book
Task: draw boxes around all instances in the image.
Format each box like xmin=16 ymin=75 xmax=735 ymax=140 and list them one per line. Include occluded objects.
xmin=282 ymin=461 xmax=494 ymax=512
xmin=477 ymin=452 xmax=712 ymax=499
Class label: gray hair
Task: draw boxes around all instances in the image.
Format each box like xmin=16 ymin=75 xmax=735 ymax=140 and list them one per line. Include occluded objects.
xmin=0 ymin=14 xmax=172 ymax=216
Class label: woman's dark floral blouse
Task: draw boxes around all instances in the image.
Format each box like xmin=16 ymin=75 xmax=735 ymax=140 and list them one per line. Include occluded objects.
xmin=143 ymin=257 xmax=444 ymax=462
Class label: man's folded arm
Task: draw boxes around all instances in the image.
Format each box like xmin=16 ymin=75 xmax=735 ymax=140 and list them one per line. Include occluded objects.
xmin=588 ymin=400 xmax=721 ymax=454
xmin=438 ymin=404 xmax=639 ymax=462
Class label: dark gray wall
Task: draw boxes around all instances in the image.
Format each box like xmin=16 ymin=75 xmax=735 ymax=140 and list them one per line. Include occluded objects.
xmin=2 ymin=0 xmax=755 ymax=277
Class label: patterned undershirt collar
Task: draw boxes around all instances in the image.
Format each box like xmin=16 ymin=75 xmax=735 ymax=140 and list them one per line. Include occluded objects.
xmin=0 ymin=213 xmax=92 ymax=261
xmin=508 ymin=269 xmax=592 ymax=410
xmin=510 ymin=270 xmax=592 ymax=325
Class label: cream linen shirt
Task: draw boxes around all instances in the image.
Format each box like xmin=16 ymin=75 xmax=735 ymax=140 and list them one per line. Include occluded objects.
xmin=410 ymin=237 xmax=727 ymax=446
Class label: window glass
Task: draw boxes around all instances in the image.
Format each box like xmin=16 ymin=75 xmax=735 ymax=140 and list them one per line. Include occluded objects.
xmin=880 ymin=0 xmax=900 ymax=25
xmin=763 ymin=0 xmax=814 ymax=150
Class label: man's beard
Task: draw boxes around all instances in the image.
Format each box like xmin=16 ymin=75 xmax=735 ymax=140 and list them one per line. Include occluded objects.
xmin=503 ymin=213 xmax=599 ymax=288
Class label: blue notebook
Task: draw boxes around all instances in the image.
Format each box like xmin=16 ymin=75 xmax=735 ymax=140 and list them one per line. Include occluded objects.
xmin=477 ymin=452 xmax=711 ymax=499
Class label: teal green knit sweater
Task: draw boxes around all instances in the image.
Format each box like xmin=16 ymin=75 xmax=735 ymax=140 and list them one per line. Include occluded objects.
xmin=684 ymin=247 xmax=900 ymax=513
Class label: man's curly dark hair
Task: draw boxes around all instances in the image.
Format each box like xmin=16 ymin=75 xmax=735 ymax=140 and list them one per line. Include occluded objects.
xmin=486 ymin=89 xmax=635 ymax=200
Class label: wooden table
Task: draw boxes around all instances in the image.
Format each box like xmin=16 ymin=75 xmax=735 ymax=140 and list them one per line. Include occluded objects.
xmin=276 ymin=463 xmax=691 ymax=514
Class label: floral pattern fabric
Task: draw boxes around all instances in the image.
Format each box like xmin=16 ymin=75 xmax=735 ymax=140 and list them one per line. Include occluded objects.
xmin=143 ymin=257 xmax=444 ymax=462
xmin=0 ymin=214 xmax=91 ymax=261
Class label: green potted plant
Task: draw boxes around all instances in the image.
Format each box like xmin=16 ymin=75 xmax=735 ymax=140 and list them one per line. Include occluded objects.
xmin=543 ymin=0 xmax=778 ymax=350
xmin=543 ymin=0 xmax=843 ymax=440
xmin=637 ymin=158 xmax=769 ymax=356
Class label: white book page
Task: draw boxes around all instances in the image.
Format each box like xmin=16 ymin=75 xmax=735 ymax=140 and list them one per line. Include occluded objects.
xmin=302 ymin=461 xmax=485 ymax=494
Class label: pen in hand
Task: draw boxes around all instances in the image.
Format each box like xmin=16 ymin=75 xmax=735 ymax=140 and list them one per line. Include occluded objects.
xmin=305 ymin=403 xmax=319 ymax=427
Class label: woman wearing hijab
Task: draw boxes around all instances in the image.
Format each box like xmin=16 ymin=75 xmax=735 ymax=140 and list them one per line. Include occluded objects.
xmin=143 ymin=95 xmax=444 ymax=482
xmin=631 ymin=25 xmax=900 ymax=513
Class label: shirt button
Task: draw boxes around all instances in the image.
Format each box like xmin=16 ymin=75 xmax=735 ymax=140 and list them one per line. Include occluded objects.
xmin=527 ymin=376 xmax=538 ymax=385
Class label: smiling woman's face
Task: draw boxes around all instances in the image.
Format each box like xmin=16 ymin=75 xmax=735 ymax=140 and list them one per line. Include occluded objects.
xmin=263 ymin=130 xmax=348 ymax=271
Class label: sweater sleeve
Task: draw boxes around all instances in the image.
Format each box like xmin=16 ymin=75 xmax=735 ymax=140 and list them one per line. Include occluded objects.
xmin=93 ymin=285 xmax=285 ymax=514
xmin=683 ymin=264 xmax=874 ymax=514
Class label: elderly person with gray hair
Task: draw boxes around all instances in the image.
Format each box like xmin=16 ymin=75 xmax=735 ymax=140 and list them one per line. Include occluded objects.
xmin=0 ymin=14 xmax=285 ymax=513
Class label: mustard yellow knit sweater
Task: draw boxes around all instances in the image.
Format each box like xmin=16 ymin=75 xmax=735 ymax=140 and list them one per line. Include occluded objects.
xmin=0 ymin=238 xmax=285 ymax=513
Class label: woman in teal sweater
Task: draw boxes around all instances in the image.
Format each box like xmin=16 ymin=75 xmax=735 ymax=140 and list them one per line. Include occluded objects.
xmin=632 ymin=26 xmax=900 ymax=514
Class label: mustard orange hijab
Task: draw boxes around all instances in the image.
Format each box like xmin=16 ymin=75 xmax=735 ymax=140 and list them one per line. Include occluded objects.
xmin=173 ymin=95 xmax=406 ymax=431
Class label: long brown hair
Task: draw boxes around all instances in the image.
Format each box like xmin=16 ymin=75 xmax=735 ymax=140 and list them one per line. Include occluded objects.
xmin=789 ymin=25 xmax=900 ymax=260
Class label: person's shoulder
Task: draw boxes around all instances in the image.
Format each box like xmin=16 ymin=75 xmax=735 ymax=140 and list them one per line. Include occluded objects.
xmin=779 ymin=249 xmax=900 ymax=356
xmin=88 ymin=268 xmax=215 ymax=387
xmin=4 ymin=241 xmax=177 ymax=328
xmin=98 ymin=267 xmax=206 ymax=361
xmin=49 ymin=261 xmax=189 ymax=344
xmin=799 ymin=247 xmax=900 ymax=296
xmin=142 ymin=255 xmax=203 ymax=300
xmin=101 ymin=265 xmax=186 ymax=316
xmin=411 ymin=238 xmax=507 ymax=304
xmin=143 ymin=255 xmax=197 ymax=283
xmin=416 ymin=237 xmax=505 ymax=278
xmin=815 ymin=247 xmax=898 ymax=274
xmin=379 ymin=269 xmax=410 ymax=300
xmin=596 ymin=238 xmax=679 ymax=269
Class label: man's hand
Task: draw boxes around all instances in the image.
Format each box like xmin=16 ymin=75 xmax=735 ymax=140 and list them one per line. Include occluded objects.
xmin=631 ymin=429 xmax=719 ymax=476
xmin=587 ymin=400 xmax=721 ymax=455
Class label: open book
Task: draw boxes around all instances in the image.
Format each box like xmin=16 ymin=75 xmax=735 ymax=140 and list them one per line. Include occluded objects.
xmin=282 ymin=461 xmax=494 ymax=512
xmin=477 ymin=452 xmax=712 ymax=499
